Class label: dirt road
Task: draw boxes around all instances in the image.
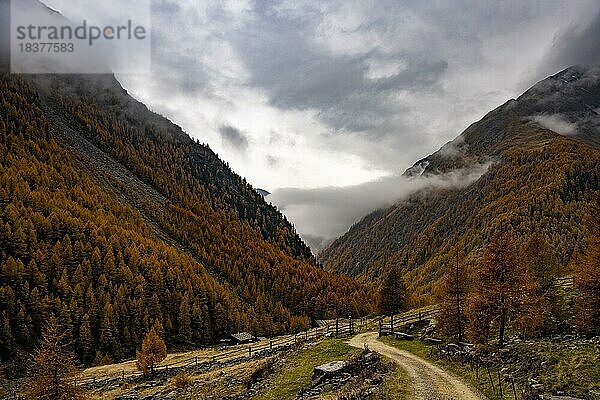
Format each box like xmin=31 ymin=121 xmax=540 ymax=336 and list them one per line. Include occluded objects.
xmin=349 ymin=332 xmax=486 ymax=400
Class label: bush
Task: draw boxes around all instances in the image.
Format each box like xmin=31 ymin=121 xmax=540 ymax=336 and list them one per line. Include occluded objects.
xmin=172 ymin=372 xmax=192 ymax=389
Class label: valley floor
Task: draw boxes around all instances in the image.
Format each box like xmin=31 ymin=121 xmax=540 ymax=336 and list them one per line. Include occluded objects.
xmin=75 ymin=332 xmax=489 ymax=400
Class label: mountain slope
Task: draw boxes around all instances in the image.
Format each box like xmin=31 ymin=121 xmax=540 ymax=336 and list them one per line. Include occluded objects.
xmin=319 ymin=65 xmax=600 ymax=303
xmin=0 ymin=73 xmax=374 ymax=370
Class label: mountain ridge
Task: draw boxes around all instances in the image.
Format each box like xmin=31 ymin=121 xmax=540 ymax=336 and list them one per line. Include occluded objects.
xmin=0 ymin=72 xmax=374 ymax=369
xmin=320 ymin=65 xmax=600 ymax=303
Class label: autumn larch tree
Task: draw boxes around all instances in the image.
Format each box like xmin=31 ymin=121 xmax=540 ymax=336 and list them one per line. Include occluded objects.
xmin=515 ymin=232 xmax=560 ymax=337
xmin=21 ymin=317 xmax=82 ymax=400
xmin=136 ymin=328 xmax=167 ymax=377
xmin=436 ymin=247 xmax=469 ymax=342
xmin=379 ymin=265 xmax=409 ymax=328
xmin=467 ymin=231 xmax=527 ymax=348
xmin=77 ymin=314 xmax=93 ymax=366
xmin=575 ymin=192 xmax=600 ymax=333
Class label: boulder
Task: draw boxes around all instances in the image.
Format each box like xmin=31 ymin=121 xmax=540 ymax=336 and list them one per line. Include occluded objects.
xmin=312 ymin=361 xmax=348 ymax=384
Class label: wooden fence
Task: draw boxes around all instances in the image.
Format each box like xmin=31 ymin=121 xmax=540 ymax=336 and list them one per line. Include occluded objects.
xmin=378 ymin=275 xmax=574 ymax=337
xmin=73 ymin=275 xmax=575 ymax=387
xmin=76 ymin=318 xmax=369 ymax=387
xmin=320 ymin=317 xmax=367 ymax=337
xmin=379 ymin=305 xmax=439 ymax=336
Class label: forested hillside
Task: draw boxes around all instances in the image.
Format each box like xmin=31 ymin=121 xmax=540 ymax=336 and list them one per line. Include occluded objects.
xmin=0 ymin=74 xmax=375 ymax=372
xmin=320 ymin=66 xmax=600 ymax=304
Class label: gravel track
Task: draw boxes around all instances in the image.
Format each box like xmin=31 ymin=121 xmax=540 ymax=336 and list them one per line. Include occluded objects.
xmin=349 ymin=332 xmax=486 ymax=400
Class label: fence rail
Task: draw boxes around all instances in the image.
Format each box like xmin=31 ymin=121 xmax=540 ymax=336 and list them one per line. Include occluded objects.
xmin=556 ymin=275 xmax=573 ymax=288
xmin=378 ymin=275 xmax=574 ymax=337
xmin=379 ymin=305 xmax=439 ymax=336
xmin=75 ymin=274 xmax=575 ymax=387
xmin=77 ymin=318 xmax=369 ymax=386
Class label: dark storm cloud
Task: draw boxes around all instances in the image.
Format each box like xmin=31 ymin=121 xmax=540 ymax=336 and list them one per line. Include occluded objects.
xmin=219 ymin=125 xmax=249 ymax=151
xmin=230 ymin=3 xmax=448 ymax=134
xmin=538 ymin=10 xmax=600 ymax=78
xmin=44 ymin=0 xmax=598 ymax=246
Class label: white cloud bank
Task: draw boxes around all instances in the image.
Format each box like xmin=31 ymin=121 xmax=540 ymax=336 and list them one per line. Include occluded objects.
xmin=268 ymin=162 xmax=493 ymax=250
xmin=530 ymin=114 xmax=578 ymax=136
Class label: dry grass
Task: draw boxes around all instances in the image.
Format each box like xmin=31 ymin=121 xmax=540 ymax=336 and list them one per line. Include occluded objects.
xmin=86 ymin=356 xmax=278 ymax=400
xmin=80 ymin=329 xmax=323 ymax=380
xmin=172 ymin=372 xmax=192 ymax=389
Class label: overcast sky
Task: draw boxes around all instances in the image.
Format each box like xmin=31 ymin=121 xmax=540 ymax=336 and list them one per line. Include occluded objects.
xmin=43 ymin=0 xmax=600 ymax=249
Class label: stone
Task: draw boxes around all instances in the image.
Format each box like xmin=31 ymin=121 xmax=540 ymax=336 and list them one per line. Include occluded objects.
xmin=312 ymin=360 xmax=348 ymax=383
xmin=394 ymin=332 xmax=414 ymax=340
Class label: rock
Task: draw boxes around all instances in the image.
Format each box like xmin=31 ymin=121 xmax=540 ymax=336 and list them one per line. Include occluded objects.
xmin=394 ymin=332 xmax=414 ymax=340
xmin=312 ymin=361 xmax=348 ymax=383
xmin=550 ymin=396 xmax=585 ymax=400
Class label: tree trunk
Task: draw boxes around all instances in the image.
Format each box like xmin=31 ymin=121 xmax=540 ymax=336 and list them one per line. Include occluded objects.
xmin=498 ymin=309 xmax=506 ymax=348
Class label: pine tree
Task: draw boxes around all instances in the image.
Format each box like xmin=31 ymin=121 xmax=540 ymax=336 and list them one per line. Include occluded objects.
xmin=436 ymin=247 xmax=468 ymax=342
xmin=78 ymin=314 xmax=93 ymax=365
xmin=467 ymin=232 xmax=527 ymax=348
xmin=575 ymin=193 xmax=600 ymax=333
xmin=21 ymin=318 xmax=83 ymax=400
xmin=0 ymin=312 xmax=14 ymax=357
xmin=136 ymin=328 xmax=167 ymax=377
xmin=177 ymin=294 xmax=192 ymax=343
xmin=514 ymin=233 xmax=559 ymax=337
xmin=378 ymin=265 xmax=409 ymax=325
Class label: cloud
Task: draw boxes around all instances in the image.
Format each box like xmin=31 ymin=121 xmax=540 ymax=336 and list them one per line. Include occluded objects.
xmin=219 ymin=124 xmax=249 ymax=151
xmin=40 ymin=0 xmax=600 ymax=219
xmin=529 ymin=114 xmax=578 ymax=136
xmin=537 ymin=9 xmax=600 ymax=79
xmin=268 ymin=162 xmax=493 ymax=251
xmin=437 ymin=135 xmax=467 ymax=158
xmin=266 ymin=155 xmax=280 ymax=167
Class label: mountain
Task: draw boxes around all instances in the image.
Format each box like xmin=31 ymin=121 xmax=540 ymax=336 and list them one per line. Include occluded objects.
xmin=319 ymin=65 xmax=600 ymax=304
xmin=0 ymin=72 xmax=374 ymax=370
xmin=255 ymin=188 xmax=271 ymax=197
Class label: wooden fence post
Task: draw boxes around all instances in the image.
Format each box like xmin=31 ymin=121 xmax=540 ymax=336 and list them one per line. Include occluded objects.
xmin=248 ymin=346 xmax=252 ymax=357
xmin=511 ymin=378 xmax=517 ymax=400
xmin=498 ymin=370 xmax=503 ymax=398
xmin=335 ymin=318 xmax=339 ymax=336
xmin=270 ymin=340 xmax=273 ymax=350
xmin=122 ymin=370 xmax=125 ymax=381
xmin=487 ymin=366 xmax=495 ymax=393
xmin=195 ymin=356 xmax=198 ymax=367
